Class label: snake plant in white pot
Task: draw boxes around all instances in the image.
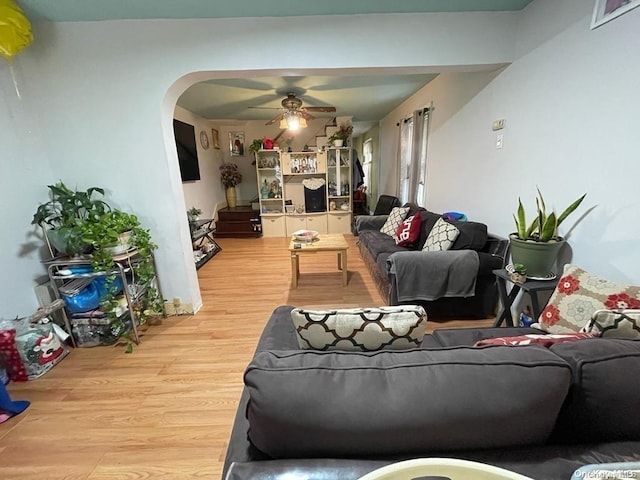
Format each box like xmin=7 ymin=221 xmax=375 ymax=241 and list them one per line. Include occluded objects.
xmin=510 ymin=189 xmax=586 ymax=278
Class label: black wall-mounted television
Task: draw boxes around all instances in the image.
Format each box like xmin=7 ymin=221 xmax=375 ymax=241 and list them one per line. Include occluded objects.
xmin=173 ymin=119 xmax=201 ymax=182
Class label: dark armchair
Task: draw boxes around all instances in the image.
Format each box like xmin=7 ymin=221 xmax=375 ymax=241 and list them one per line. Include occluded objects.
xmin=373 ymin=195 xmax=401 ymax=215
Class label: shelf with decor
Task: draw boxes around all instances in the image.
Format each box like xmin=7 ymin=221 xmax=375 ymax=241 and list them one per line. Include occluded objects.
xmin=255 ymin=150 xmax=284 ymax=236
xmin=190 ymin=218 xmax=221 ymax=269
xmin=326 ymin=147 xmax=352 ymax=212
xmin=256 ymin=150 xmax=284 ymax=214
xmin=256 ymin=148 xmax=351 ymax=237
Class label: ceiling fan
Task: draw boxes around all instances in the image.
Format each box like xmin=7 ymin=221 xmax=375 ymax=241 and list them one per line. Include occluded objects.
xmin=255 ymin=92 xmax=336 ymax=129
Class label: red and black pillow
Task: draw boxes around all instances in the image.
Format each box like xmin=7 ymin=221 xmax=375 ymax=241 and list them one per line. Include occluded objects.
xmin=395 ymin=214 xmax=422 ymax=247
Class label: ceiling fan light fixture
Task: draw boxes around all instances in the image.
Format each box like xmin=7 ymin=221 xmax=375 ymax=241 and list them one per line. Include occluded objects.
xmin=279 ymin=118 xmax=288 ymax=129
xmin=287 ymin=114 xmax=300 ymax=131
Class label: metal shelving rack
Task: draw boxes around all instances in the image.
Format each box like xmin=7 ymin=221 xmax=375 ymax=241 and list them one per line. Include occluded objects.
xmin=45 ymin=250 xmax=163 ymax=347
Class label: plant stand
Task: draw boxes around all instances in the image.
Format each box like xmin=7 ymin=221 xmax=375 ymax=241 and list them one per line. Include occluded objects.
xmin=45 ymin=250 xmax=164 ymax=347
xmin=190 ymin=218 xmax=222 ymax=269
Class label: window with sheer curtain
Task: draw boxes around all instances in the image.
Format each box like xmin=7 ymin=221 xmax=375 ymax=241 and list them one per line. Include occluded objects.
xmin=397 ymin=108 xmax=430 ymax=205
xmin=362 ymin=138 xmax=372 ymax=195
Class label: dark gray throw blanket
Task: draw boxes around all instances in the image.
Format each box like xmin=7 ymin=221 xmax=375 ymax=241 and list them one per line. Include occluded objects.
xmin=387 ymin=250 xmax=479 ymax=302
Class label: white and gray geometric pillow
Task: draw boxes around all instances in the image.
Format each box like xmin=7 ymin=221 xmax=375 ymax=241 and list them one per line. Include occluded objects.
xmin=422 ymin=217 xmax=460 ymax=252
xmin=290 ymin=305 xmax=427 ymax=351
xmin=380 ymin=207 xmax=410 ymax=238
xmin=582 ymin=309 xmax=640 ymax=338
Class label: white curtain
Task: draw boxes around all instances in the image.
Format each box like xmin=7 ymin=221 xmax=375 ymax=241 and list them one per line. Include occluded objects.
xmin=397 ymin=108 xmax=430 ymax=205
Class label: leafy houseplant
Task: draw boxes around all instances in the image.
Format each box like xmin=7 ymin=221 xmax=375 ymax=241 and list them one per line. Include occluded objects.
xmin=187 ymin=207 xmax=202 ymax=234
xmin=31 ymin=181 xmax=110 ymax=256
xmin=513 ymin=189 xmax=586 ymax=242
xmin=510 ymin=189 xmax=586 ymax=277
xmin=79 ymin=209 xmax=163 ymax=351
xmin=33 ymin=182 xmax=163 ymax=352
xmin=327 ymin=123 xmax=354 ymax=146
xmin=249 ymin=138 xmax=263 ymax=154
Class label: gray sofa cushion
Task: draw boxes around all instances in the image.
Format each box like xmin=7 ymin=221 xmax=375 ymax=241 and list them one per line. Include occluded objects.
xmin=358 ymin=230 xmax=406 ymax=260
xmin=550 ymin=338 xmax=640 ymax=443
xmin=415 ymin=211 xmax=488 ymax=252
xmin=244 ymin=347 xmax=571 ymax=458
xmin=450 ymin=221 xmax=488 ymax=251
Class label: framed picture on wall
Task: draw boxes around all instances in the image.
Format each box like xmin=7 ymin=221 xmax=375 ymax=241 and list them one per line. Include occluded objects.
xmin=592 ymin=0 xmax=640 ymax=28
xmin=211 ymin=128 xmax=220 ymax=150
xmin=229 ymin=131 xmax=245 ymax=156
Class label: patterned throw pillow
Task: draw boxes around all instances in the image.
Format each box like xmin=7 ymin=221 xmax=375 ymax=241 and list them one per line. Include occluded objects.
xmin=535 ymin=264 xmax=640 ymax=334
xmin=380 ymin=206 xmax=410 ymax=238
xmin=422 ymin=217 xmax=460 ymax=252
xmin=290 ymin=305 xmax=427 ymax=351
xmin=395 ymin=214 xmax=422 ymax=247
xmin=582 ymin=309 xmax=640 ymax=338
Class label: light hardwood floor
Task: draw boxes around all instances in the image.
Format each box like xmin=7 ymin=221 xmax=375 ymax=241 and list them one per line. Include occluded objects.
xmin=0 ymin=234 xmax=492 ymax=479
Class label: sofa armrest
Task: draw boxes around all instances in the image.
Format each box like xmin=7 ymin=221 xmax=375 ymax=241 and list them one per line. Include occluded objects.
xmin=482 ymin=234 xmax=509 ymax=268
xmin=354 ymin=215 xmax=388 ymax=234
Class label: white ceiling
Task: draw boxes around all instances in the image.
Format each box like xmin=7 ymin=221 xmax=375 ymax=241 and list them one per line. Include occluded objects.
xmin=17 ymin=0 xmax=533 ymax=132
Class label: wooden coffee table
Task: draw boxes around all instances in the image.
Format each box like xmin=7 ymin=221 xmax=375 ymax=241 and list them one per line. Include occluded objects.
xmin=288 ymin=233 xmax=348 ymax=288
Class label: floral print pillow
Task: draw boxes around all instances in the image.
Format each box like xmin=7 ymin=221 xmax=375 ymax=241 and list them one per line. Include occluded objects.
xmin=535 ymin=264 xmax=640 ymax=333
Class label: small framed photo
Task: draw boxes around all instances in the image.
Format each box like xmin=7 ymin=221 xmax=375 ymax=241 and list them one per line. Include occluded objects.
xmin=211 ymin=128 xmax=220 ymax=150
xmin=592 ymin=0 xmax=640 ymax=29
xmin=229 ymin=131 xmax=245 ymax=156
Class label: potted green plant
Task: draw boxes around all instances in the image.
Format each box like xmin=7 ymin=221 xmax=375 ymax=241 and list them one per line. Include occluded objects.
xmin=327 ymin=123 xmax=353 ymax=147
xmin=79 ymin=209 xmax=163 ymax=351
xmin=187 ymin=207 xmax=202 ymax=234
xmin=249 ymin=138 xmax=263 ymax=154
xmin=80 ymin=210 xmax=139 ymax=257
xmin=509 ymin=263 xmax=527 ymax=284
xmin=510 ymin=189 xmax=586 ymax=277
xmin=32 ymin=181 xmax=110 ymax=256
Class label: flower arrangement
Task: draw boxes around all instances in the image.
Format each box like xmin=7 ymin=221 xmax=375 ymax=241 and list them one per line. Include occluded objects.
xmin=219 ymin=162 xmax=242 ymax=188
xmin=328 ymin=122 xmax=354 ymax=143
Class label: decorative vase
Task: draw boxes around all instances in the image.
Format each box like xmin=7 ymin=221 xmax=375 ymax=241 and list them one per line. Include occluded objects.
xmin=225 ymin=187 xmax=237 ymax=208
xmin=509 ymin=234 xmax=566 ymax=278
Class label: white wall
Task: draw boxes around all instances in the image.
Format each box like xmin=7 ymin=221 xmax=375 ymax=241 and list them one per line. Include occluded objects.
xmin=0 ymin=12 xmax=519 ymax=317
xmin=0 ymin=10 xmax=538 ymax=317
xmin=380 ymin=0 xmax=640 ymax=283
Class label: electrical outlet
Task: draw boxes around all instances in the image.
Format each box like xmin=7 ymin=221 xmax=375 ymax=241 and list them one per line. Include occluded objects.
xmin=172 ymin=297 xmax=181 ymax=308
xmin=496 ymin=133 xmax=504 ymax=149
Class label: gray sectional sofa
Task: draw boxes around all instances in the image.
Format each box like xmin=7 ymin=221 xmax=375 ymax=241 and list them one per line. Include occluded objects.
xmin=355 ymin=205 xmax=509 ymax=318
xmin=223 ymin=305 xmax=640 ymax=480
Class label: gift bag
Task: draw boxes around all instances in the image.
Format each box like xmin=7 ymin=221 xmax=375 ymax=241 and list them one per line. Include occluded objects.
xmin=0 ymin=318 xmax=68 ymax=381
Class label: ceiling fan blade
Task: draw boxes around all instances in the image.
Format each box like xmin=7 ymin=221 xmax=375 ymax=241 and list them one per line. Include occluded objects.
xmin=265 ymin=112 xmax=284 ymax=126
xmin=305 ymin=106 xmax=336 ymax=113
xmin=299 ymin=111 xmax=315 ymax=121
